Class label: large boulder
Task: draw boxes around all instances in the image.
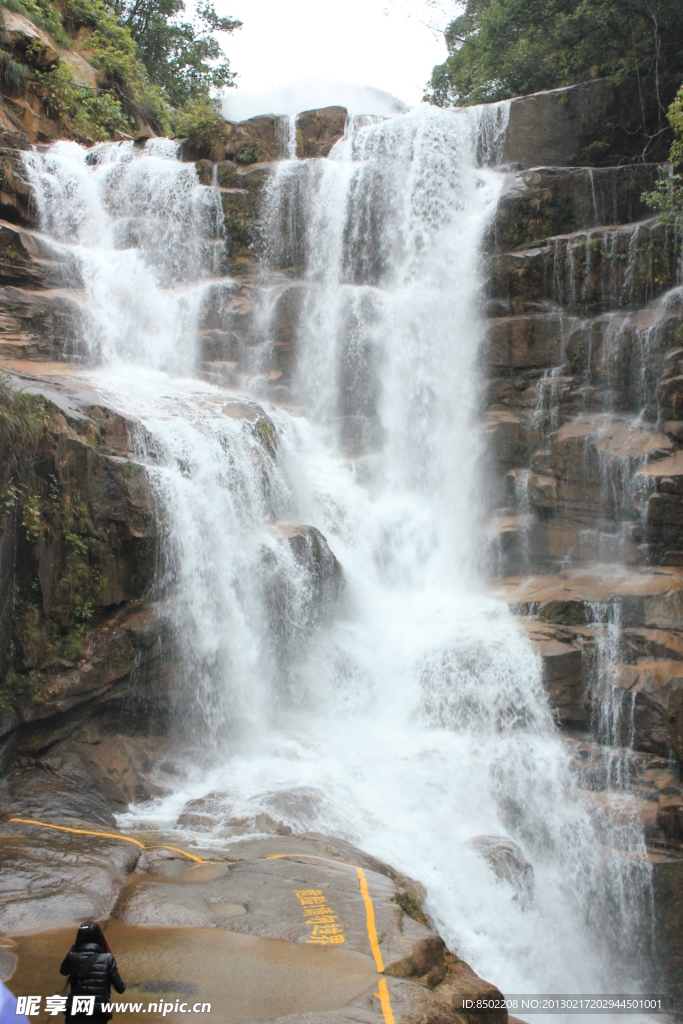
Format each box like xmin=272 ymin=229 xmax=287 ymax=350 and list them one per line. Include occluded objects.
xmin=469 ymin=834 xmax=535 ymax=906
xmin=501 ymin=78 xmax=657 ymax=168
xmin=296 ymin=107 xmax=347 ymax=158
xmin=224 ymin=114 xmax=283 ymax=164
xmin=263 ymin=523 xmax=344 ymax=651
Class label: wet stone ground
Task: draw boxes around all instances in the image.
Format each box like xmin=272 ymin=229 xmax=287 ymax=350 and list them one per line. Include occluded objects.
xmin=0 ymin=818 xmax=506 ymax=1024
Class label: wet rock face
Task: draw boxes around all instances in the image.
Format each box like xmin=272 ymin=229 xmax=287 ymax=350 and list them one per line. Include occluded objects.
xmin=502 ymin=82 xmax=616 ymax=168
xmin=0 ymin=519 xmax=15 ymax=684
xmin=296 ymin=107 xmax=348 ymax=158
xmin=0 ymin=384 xmax=166 ymax=763
xmin=487 ymin=165 xmax=658 ymax=253
xmin=0 ymin=148 xmax=34 ymax=225
xmin=652 ymin=857 xmax=683 ymax=1010
xmin=469 ymin=835 xmax=535 ymax=906
xmin=0 ymin=222 xmax=81 ymax=290
xmin=263 ymin=524 xmax=344 ymax=657
xmin=487 ymin=219 xmax=678 ymax=317
xmin=481 ymin=136 xmax=683 ymax=586
xmin=501 ymin=79 xmax=667 ymax=168
xmin=223 ymin=114 xmax=284 ymax=165
xmin=0 ymin=826 xmax=140 ymax=935
xmin=499 ymin=562 xmax=683 ymax=756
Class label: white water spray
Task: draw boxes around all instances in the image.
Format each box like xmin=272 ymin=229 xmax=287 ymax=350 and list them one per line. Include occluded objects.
xmin=23 ymin=108 xmax=652 ymax=999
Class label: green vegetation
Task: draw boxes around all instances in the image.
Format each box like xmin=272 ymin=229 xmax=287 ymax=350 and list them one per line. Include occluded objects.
xmin=643 ymin=86 xmax=683 ymax=223
xmin=0 ymin=375 xmax=107 ymax=708
xmin=115 ymin=0 xmax=240 ymax=109
xmin=429 ymin=0 xmax=683 ymax=157
xmin=0 ymin=369 xmax=49 ymax=495
xmin=35 ymin=61 xmax=134 ymax=141
xmin=0 ymin=47 xmax=30 ymax=95
xmin=0 ymin=0 xmax=240 ymax=144
xmin=172 ymin=94 xmax=225 ymax=159
xmin=393 ymin=889 xmax=429 ymax=926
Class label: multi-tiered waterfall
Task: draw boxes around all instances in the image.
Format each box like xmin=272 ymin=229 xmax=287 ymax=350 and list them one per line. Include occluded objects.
xmin=22 ymin=108 xmax=654 ymax=999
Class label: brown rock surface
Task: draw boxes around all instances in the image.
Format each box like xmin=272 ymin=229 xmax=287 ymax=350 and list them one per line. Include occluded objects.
xmin=488 ymin=164 xmax=658 ymax=251
xmin=296 ymin=107 xmax=347 ymax=159
xmin=224 ymin=115 xmax=283 ymax=164
xmin=502 ymin=80 xmax=616 ymax=168
xmin=3 ymin=825 xmax=502 ymax=1024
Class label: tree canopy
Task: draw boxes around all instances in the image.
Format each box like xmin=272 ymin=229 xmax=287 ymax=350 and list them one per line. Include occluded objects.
xmin=0 ymin=0 xmax=239 ymax=142
xmin=429 ymin=0 xmax=683 ymax=153
xmin=643 ymin=85 xmax=683 ymax=219
xmin=111 ymin=0 xmax=241 ymax=108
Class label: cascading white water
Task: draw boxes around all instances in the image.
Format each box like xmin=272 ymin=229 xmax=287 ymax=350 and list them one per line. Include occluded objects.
xmin=23 ymin=110 xmax=654 ymax=1001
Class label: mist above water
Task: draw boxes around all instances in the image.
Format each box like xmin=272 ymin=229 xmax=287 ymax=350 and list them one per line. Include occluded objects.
xmin=221 ymin=79 xmax=409 ymax=122
xmin=23 ymin=107 xmax=653 ymax=1001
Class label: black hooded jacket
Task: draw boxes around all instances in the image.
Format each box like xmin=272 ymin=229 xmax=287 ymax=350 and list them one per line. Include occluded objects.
xmin=60 ymin=943 xmax=126 ymax=1003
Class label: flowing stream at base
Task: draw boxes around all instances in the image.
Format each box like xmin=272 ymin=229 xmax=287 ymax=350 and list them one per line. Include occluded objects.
xmin=24 ymin=110 xmax=654 ymax=1000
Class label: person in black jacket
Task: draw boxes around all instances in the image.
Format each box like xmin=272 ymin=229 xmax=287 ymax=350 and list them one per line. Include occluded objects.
xmin=60 ymin=922 xmax=126 ymax=1023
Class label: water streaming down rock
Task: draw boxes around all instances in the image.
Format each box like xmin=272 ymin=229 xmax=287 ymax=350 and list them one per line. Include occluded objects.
xmin=23 ymin=138 xmax=225 ymax=369
xmin=22 ymin=110 xmax=655 ymax=998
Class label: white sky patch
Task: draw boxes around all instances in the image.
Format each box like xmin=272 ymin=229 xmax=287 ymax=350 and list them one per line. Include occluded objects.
xmin=212 ymin=0 xmax=460 ymax=116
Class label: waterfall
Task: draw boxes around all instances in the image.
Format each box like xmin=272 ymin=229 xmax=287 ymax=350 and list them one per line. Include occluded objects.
xmin=23 ymin=109 xmax=653 ymax=998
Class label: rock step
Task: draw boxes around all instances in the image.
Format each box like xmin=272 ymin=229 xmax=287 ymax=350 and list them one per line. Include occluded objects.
xmin=482 ymin=410 xmax=683 ymax=567
xmin=485 ymin=164 xmax=659 ymax=254
xmin=482 ymin=289 xmax=683 ymax=383
xmin=496 ymin=567 xmax=683 ymax=757
xmin=485 ymin=218 xmax=678 ymax=316
xmin=0 ymin=220 xmax=81 ymax=290
xmin=499 ymin=565 xmax=683 ymax=627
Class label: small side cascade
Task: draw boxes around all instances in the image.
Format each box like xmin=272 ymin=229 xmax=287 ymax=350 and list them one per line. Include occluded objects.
xmin=276 ymin=114 xmax=298 ymax=160
xmin=586 ymin=600 xmax=632 ymax=748
xmin=469 ymin=100 xmax=511 ymax=167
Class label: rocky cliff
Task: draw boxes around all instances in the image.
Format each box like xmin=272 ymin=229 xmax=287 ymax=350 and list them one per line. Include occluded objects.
xmin=0 ymin=63 xmax=682 ymax=1012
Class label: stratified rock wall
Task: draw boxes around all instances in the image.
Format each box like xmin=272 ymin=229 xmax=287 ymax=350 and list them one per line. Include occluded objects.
xmin=475 ymin=86 xmax=683 ymax=1000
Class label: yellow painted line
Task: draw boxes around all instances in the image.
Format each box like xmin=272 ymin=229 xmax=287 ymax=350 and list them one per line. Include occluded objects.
xmin=141 ymin=844 xmax=204 ymax=863
xmin=356 ymin=866 xmax=384 ymax=972
xmin=8 ymin=817 xmax=204 ymax=863
xmin=267 ymin=852 xmax=395 ymax=1024
xmin=376 ymin=978 xmax=396 ymax=1024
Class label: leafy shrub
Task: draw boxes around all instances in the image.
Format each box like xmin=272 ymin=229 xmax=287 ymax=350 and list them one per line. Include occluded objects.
xmin=0 ymin=370 xmax=49 ymax=494
xmin=35 ymin=61 xmax=133 ymax=142
xmin=643 ymin=86 xmax=683 ymax=223
xmin=172 ymin=96 xmax=225 ymax=158
xmin=0 ymin=48 xmax=30 ymax=94
xmin=236 ymin=143 xmax=259 ymax=165
xmin=670 ymin=86 xmax=683 ymax=166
